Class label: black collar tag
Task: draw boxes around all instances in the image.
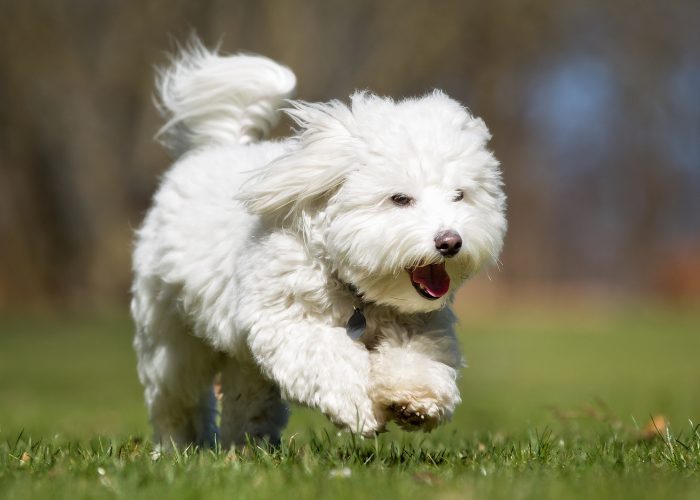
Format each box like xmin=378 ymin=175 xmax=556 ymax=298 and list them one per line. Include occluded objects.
xmin=345 ymin=307 xmax=367 ymax=341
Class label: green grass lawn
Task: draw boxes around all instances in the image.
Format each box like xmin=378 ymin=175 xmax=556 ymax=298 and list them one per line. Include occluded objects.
xmin=1 ymin=303 xmax=699 ymax=499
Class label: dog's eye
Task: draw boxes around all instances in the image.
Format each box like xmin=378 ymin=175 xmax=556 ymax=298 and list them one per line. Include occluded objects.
xmin=390 ymin=194 xmax=413 ymax=207
xmin=452 ymin=190 xmax=464 ymax=202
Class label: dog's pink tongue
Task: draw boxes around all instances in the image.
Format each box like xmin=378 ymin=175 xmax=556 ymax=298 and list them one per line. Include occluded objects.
xmin=411 ymin=263 xmax=450 ymax=298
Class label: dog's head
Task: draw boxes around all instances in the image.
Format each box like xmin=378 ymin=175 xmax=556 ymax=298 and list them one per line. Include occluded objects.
xmin=240 ymin=91 xmax=506 ymax=313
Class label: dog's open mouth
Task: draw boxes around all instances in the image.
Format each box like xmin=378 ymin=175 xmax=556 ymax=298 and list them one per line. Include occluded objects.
xmin=409 ymin=263 xmax=450 ymax=300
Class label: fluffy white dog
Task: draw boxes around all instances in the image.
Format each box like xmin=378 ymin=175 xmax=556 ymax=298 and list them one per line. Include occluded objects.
xmin=131 ymin=42 xmax=506 ymax=449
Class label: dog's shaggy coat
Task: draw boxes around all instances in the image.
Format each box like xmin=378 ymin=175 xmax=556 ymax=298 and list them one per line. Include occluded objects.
xmin=131 ymin=42 xmax=507 ymax=448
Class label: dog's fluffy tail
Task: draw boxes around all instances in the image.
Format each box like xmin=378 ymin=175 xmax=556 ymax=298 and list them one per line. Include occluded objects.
xmin=155 ymin=40 xmax=296 ymax=156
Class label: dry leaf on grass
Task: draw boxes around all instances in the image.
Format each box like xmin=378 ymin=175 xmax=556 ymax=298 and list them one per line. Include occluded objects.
xmin=640 ymin=415 xmax=668 ymax=441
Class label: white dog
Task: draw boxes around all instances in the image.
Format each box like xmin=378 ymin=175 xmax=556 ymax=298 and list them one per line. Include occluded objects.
xmin=131 ymin=41 xmax=506 ymax=449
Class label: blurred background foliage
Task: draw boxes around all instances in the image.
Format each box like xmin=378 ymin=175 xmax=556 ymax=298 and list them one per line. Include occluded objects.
xmin=0 ymin=0 xmax=699 ymax=309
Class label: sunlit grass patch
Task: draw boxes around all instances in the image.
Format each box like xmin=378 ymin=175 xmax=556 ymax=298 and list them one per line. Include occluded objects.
xmin=2 ymin=424 xmax=700 ymax=500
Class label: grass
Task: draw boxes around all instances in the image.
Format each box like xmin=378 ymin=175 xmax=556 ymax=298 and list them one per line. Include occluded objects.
xmin=1 ymin=302 xmax=699 ymax=499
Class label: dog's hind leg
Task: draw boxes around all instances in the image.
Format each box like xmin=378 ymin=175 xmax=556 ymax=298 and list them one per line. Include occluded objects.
xmin=218 ymin=357 xmax=289 ymax=448
xmin=133 ymin=295 xmax=223 ymax=449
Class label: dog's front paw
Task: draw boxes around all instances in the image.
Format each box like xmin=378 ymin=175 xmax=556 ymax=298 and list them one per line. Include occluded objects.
xmin=386 ymin=399 xmax=442 ymax=432
xmin=370 ymin=348 xmax=461 ymax=432
xmin=323 ymin=392 xmax=387 ymax=438
xmin=374 ymin=388 xmax=451 ymax=432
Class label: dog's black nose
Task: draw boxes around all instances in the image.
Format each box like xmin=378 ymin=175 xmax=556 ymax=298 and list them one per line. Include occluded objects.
xmin=435 ymin=230 xmax=462 ymax=257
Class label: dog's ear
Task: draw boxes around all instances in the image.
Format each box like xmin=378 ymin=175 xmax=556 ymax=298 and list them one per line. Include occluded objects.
xmin=237 ymin=100 xmax=359 ymax=223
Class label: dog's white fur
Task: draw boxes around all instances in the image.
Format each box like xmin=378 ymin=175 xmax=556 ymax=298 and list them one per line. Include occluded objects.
xmin=131 ymin=41 xmax=506 ymax=448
